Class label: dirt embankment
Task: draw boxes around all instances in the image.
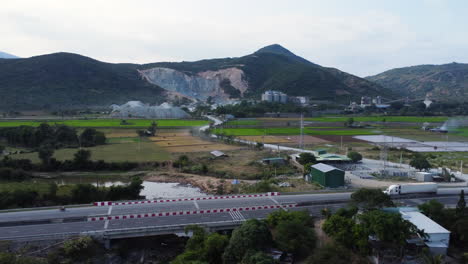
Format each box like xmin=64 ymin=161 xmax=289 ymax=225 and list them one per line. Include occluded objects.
xmin=144 ymin=171 xmax=255 ymax=194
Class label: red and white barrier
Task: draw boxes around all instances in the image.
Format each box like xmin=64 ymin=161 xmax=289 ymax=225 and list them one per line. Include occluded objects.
xmin=88 ymin=203 xmax=295 ymax=221
xmin=93 ymin=192 xmax=280 ymax=207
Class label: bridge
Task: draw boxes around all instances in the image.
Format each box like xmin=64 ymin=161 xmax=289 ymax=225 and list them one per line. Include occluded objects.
xmin=0 ymin=189 xmax=466 ymax=245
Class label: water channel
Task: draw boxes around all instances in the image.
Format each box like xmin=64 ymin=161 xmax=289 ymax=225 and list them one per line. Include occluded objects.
xmin=33 ymin=177 xmax=209 ymax=199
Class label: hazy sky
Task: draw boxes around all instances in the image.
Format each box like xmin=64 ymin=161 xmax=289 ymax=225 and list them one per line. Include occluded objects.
xmin=2 ymin=0 xmax=468 ymax=76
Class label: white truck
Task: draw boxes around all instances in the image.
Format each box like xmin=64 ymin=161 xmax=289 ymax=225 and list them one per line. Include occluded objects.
xmin=383 ymin=183 xmax=437 ymax=195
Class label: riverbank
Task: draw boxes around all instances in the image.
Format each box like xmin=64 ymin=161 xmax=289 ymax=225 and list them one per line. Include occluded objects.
xmin=144 ymin=171 xmax=256 ymax=195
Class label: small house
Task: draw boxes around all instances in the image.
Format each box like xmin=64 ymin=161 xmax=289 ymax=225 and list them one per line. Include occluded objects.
xmin=261 ymin=157 xmax=286 ymax=165
xmin=210 ymin=150 xmax=227 ymax=158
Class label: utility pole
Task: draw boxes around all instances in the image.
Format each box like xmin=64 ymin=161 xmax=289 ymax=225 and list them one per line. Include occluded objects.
xmin=299 ymin=113 xmax=304 ymax=150
xmin=340 ymin=136 xmax=343 ymax=152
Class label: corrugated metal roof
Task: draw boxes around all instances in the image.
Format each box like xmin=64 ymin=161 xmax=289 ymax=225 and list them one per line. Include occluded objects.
xmin=210 ymin=150 xmax=226 ymax=157
xmin=400 ymin=211 xmax=450 ymax=235
xmin=262 ymin=157 xmax=284 ymax=161
xmin=311 ymin=163 xmax=342 ymax=173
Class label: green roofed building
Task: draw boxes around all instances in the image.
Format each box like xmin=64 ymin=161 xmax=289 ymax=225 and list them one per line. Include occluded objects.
xmin=307 ymin=163 xmax=345 ymax=188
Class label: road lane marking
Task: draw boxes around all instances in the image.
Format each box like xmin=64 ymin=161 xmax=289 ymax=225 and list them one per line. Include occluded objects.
xmin=269 ymin=197 xmax=280 ymax=205
xmin=193 ymin=200 xmax=200 ymax=210
xmin=107 ymin=206 xmax=113 ymax=215
xmin=104 ymin=220 xmax=109 ymax=229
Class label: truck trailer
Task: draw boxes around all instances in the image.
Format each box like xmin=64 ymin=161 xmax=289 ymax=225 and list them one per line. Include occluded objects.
xmin=384 ymin=183 xmax=437 ymax=195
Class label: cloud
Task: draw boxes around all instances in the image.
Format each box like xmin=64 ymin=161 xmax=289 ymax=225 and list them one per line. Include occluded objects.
xmin=1 ymin=0 xmax=467 ymax=76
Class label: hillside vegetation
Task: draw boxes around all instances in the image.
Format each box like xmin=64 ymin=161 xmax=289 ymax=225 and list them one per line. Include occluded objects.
xmin=0 ymin=44 xmax=393 ymax=110
xmin=0 ymin=53 xmax=165 ymax=110
xmin=367 ymin=62 xmax=468 ymax=101
xmin=141 ymin=44 xmax=392 ymax=101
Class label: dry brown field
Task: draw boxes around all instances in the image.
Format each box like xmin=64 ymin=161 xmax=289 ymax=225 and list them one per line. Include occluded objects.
xmin=150 ymin=131 xmax=242 ymax=153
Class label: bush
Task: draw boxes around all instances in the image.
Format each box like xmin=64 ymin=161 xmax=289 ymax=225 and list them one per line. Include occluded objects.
xmin=297 ymin=153 xmax=316 ymax=165
xmin=347 ymin=151 xmax=362 ymax=162
xmin=63 ymin=236 xmax=97 ymax=260
xmin=0 ymin=168 xmax=31 ymax=181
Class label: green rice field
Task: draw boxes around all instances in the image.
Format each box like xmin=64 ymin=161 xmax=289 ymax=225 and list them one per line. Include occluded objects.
xmin=213 ymin=127 xmax=377 ymax=136
xmin=0 ymin=119 xmax=209 ymax=128
xmin=306 ymin=116 xmax=449 ymax=123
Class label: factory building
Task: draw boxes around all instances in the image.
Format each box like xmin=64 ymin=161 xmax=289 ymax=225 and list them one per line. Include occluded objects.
xmin=261 ymin=90 xmax=288 ymax=103
xmin=383 ymin=207 xmax=450 ymax=255
xmin=305 ymin=163 xmax=345 ymax=188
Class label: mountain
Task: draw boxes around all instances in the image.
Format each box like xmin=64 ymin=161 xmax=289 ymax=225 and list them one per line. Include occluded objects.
xmin=0 ymin=53 xmax=164 ymax=110
xmin=366 ymin=62 xmax=468 ymax=101
xmin=0 ymin=51 xmax=19 ymax=59
xmin=138 ymin=44 xmax=391 ymax=103
xmin=0 ymin=45 xmax=392 ymax=110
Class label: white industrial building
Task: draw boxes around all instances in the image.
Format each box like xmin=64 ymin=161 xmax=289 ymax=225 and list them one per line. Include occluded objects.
xmin=261 ymin=90 xmax=288 ymax=103
xmin=398 ymin=208 xmax=450 ymax=255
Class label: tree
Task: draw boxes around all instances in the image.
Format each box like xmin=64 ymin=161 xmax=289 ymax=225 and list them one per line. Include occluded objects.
xmin=266 ymin=210 xmax=316 ymax=257
xmin=148 ymin=121 xmax=158 ymax=136
xmin=241 ymin=251 xmax=275 ymax=264
xmin=204 ymin=233 xmax=229 ymax=264
xmin=322 ymin=214 xmax=357 ymax=249
xmin=457 ymin=190 xmax=466 ymax=217
xmin=274 ymin=218 xmax=316 ymax=256
xmin=344 ymin=117 xmax=354 ymax=127
xmin=418 ymin=200 xmax=445 ymax=222
xmin=297 ymin=152 xmax=316 ymax=165
xmin=73 ymin=149 xmax=91 ymax=168
xmin=358 ymin=210 xmax=419 ymax=254
xmin=38 ymin=145 xmax=54 ymax=165
xmin=223 ymin=219 xmax=272 ymax=264
xmin=307 ymin=242 xmax=370 ymax=264
xmin=255 ymin=142 xmax=264 ymax=150
xmin=80 ymin=128 xmax=106 ymax=147
xmin=350 ymin=188 xmax=394 ymax=210
xmin=410 ymin=154 xmax=431 ymax=171
xmin=347 ymin=151 xmax=363 ymax=162
xmin=172 ymin=225 xmax=228 ymax=264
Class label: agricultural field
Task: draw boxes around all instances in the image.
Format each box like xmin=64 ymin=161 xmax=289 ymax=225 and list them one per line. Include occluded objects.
xmin=0 ymin=119 xmax=209 ymax=128
xmin=212 ymin=127 xmax=378 ymax=136
xmin=225 ymin=119 xmax=260 ymax=126
xmin=150 ymin=130 xmax=242 ymax=153
xmin=187 ymin=149 xmax=298 ymax=180
xmin=306 ymin=116 xmax=449 ymax=123
xmin=11 ymin=140 xmax=171 ymax=163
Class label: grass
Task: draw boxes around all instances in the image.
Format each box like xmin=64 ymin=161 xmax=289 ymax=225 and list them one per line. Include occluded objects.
xmin=225 ymin=120 xmax=260 ymax=126
xmin=212 ymin=127 xmax=377 ymax=136
xmin=0 ymin=119 xmax=209 ymax=128
xmin=12 ymin=140 xmax=171 ymax=163
xmin=306 ymin=116 xmax=449 ymax=123
xmin=454 ymin=127 xmax=468 ymax=137
xmin=0 ymin=182 xmax=73 ymax=196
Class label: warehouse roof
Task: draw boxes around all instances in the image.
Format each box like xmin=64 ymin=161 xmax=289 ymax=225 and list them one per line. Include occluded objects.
xmin=311 ymin=163 xmax=343 ymax=173
xmin=400 ymin=211 xmax=450 ymax=235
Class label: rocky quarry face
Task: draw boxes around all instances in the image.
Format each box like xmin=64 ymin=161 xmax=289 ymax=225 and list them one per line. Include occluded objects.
xmin=138 ymin=67 xmax=248 ymax=102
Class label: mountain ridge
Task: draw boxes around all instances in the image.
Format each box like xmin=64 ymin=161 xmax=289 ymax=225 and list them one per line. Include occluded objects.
xmin=366 ymin=62 xmax=468 ymax=101
xmin=0 ymin=51 xmax=20 ymax=59
xmin=0 ymin=45 xmax=393 ymax=110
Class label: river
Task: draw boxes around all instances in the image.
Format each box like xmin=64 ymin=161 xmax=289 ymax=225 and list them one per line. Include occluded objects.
xmin=34 ymin=178 xmax=209 ymax=199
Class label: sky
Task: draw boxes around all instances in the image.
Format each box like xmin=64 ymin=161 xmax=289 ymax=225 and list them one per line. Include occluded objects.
xmin=1 ymin=0 xmax=468 ymax=77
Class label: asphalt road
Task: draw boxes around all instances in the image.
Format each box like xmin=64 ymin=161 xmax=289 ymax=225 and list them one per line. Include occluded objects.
xmin=0 ymin=191 xmax=465 ymax=241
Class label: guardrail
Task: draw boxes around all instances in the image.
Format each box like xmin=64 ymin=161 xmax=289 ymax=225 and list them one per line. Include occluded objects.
xmin=88 ymin=203 xmax=296 ymax=221
xmin=84 ymin=220 xmax=247 ymax=239
xmin=94 ymin=192 xmax=280 ymax=206
xmin=0 ymin=231 xmax=82 ymax=242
